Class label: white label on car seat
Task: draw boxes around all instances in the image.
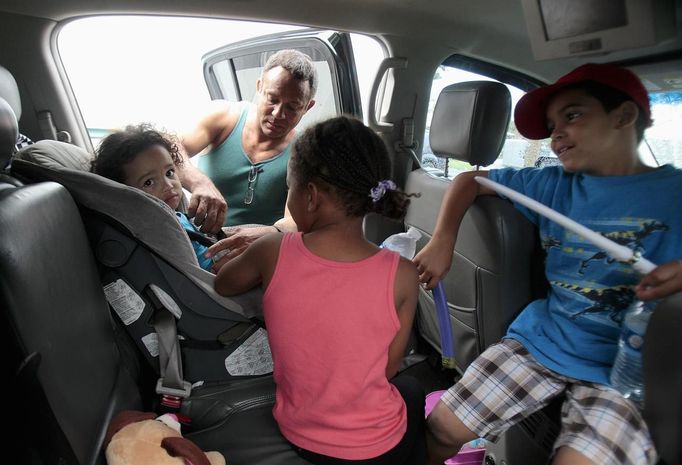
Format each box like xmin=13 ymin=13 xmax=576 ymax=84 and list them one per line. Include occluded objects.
xmin=225 ymin=328 xmax=273 ymax=376
xmin=141 ymin=332 xmax=159 ymax=357
xmin=103 ymin=279 xmax=145 ymax=325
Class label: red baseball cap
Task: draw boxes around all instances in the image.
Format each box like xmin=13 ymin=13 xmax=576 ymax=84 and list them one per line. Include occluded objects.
xmin=514 ymin=63 xmax=652 ymax=140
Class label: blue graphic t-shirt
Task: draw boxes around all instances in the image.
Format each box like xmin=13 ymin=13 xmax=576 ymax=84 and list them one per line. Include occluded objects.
xmin=489 ymin=165 xmax=682 ymax=385
xmin=176 ymin=212 xmax=213 ymax=271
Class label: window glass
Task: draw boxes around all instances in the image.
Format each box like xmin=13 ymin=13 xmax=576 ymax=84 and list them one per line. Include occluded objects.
xmin=646 ymin=91 xmax=682 ymax=168
xmin=205 ymin=46 xmax=339 ymax=135
xmin=58 ymin=17 xmax=384 ymax=147
xmin=350 ymin=34 xmax=385 ymax=125
xmin=424 ymin=63 xmax=682 ymax=176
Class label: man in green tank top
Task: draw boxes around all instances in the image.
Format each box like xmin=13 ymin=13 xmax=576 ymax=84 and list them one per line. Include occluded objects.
xmin=178 ymin=49 xmax=316 ymax=262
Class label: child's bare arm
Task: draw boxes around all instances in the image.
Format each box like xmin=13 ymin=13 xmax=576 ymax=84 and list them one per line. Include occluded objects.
xmin=635 ymin=259 xmax=682 ymax=301
xmin=413 ymin=170 xmax=495 ymax=289
xmin=214 ymin=234 xmax=281 ymax=296
xmin=386 ymin=257 xmax=419 ymax=379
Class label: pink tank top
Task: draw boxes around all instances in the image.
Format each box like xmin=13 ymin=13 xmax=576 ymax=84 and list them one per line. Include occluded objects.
xmin=262 ymin=232 xmax=407 ymax=460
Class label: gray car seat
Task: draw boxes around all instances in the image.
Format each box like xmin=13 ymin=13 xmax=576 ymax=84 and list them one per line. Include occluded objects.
xmin=10 ymin=141 xmax=271 ymax=392
xmin=405 ymin=81 xmax=545 ymax=372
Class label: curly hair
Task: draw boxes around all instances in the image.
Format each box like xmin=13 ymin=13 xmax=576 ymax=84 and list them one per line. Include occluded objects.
xmin=291 ymin=116 xmax=416 ymax=220
xmin=90 ymin=123 xmax=182 ymax=182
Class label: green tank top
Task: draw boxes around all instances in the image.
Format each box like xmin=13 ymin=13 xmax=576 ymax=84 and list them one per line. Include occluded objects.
xmin=195 ymin=102 xmax=290 ymax=226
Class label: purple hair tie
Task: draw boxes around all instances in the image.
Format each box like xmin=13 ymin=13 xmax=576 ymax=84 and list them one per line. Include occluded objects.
xmin=369 ymin=180 xmax=397 ymax=202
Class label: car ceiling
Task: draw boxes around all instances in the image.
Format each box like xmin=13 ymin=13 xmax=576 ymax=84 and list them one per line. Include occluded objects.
xmin=2 ymin=0 xmax=681 ymax=85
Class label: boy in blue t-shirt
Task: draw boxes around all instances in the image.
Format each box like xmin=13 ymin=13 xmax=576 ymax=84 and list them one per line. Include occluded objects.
xmin=415 ymin=63 xmax=682 ymax=465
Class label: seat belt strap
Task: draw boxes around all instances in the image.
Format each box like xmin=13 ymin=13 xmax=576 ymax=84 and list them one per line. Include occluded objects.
xmin=36 ymin=110 xmax=72 ymax=142
xmin=146 ymin=285 xmax=191 ymax=403
xmin=37 ymin=110 xmax=58 ymax=140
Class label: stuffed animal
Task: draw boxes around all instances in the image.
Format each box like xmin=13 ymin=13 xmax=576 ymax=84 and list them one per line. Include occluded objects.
xmin=105 ymin=410 xmax=226 ymax=465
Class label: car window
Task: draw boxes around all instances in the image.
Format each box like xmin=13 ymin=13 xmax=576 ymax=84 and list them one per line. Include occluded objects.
xmin=203 ymin=36 xmax=347 ymax=137
xmin=424 ymin=64 xmax=682 ymax=177
xmin=645 ymin=91 xmax=682 ymax=168
xmin=58 ymin=17 xmax=384 ymax=148
xmin=423 ymin=65 xmax=553 ymax=178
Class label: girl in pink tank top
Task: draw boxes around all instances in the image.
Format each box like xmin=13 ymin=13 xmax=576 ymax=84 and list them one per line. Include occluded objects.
xmin=215 ymin=116 xmax=425 ymax=464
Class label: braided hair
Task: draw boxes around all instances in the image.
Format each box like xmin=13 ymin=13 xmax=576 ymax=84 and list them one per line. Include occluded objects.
xmin=291 ymin=116 xmax=414 ymax=220
xmin=91 ymin=123 xmax=182 ymax=182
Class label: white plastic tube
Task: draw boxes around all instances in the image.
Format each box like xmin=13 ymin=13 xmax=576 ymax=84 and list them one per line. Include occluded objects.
xmin=475 ymin=176 xmax=656 ymax=274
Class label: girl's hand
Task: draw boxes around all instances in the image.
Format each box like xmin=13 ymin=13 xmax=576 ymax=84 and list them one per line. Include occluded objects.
xmin=635 ymin=259 xmax=682 ymax=301
xmin=413 ymin=238 xmax=454 ymax=290
xmin=206 ymin=225 xmax=278 ymax=271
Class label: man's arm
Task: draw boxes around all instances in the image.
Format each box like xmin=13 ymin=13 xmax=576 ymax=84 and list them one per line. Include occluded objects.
xmin=413 ymin=170 xmax=495 ymax=289
xmin=273 ymin=202 xmax=297 ymax=232
xmin=177 ymin=101 xmax=235 ymax=233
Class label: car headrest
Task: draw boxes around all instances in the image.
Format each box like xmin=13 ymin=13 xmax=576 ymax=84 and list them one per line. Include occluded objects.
xmin=0 ymin=96 xmax=18 ymax=167
xmin=0 ymin=65 xmax=21 ymax=121
xmin=15 ymin=138 xmax=93 ymax=171
xmin=15 ymin=138 xmax=191 ymax=212
xmin=429 ymin=81 xmax=511 ymax=167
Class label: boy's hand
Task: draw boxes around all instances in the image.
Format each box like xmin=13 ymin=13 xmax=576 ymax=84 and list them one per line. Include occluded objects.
xmin=413 ymin=238 xmax=454 ymax=290
xmin=635 ymin=259 xmax=682 ymax=301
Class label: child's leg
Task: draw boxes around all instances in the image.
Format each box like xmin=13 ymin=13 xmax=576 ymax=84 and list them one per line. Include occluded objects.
xmin=552 ymin=383 xmax=658 ymax=465
xmin=426 ymin=401 xmax=477 ymax=465
xmin=552 ymin=446 xmax=595 ymax=465
xmin=427 ymin=339 xmax=567 ymax=465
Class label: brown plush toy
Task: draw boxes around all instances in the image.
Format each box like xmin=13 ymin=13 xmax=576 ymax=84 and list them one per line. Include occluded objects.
xmin=105 ymin=410 xmax=226 ymax=465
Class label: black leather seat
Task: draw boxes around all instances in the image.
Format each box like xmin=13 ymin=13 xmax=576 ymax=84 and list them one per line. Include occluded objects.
xmin=406 ymin=81 xmax=544 ymax=372
xmin=1 ymin=94 xmax=145 ymax=462
xmin=643 ymin=292 xmax=682 ymax=465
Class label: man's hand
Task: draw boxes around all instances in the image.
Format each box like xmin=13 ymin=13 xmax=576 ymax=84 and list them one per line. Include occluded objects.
xmin=206 ymin=225 xmax=279 ymax=272
xmin=187 ymin=180 xmax=227 ymax=234
xmin=635 ymin=259 xmax=682 ymax=301
xmin=413 ymin=238 xmax=454 ymax=290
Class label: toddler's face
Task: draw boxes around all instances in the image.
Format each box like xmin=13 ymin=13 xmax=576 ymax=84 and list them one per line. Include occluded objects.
xmin=122 ymin=145 xmax=183 ymax=210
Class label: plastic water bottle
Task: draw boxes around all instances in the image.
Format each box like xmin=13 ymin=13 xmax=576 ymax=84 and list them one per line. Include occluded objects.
xmin=380 ymin=226 xmax=422 ymax=259
xmin=609 ymin=300 xmax=654 ymax=407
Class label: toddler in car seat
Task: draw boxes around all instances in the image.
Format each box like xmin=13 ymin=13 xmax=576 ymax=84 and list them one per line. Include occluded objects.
xmin=91 ymin=124 xmax=214 ymax=271
xmin=416 ymin=63 xmax=682 ymax=465
xmin=214 ymin=116 xmax=426 ymax=465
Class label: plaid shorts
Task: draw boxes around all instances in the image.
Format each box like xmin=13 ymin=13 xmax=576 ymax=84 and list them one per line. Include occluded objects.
xmin=440 ymin=339 xmax=658 ymax=465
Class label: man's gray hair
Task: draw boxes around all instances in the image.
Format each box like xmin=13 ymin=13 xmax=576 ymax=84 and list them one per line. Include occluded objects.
xmin=263 ymin=49 xmax=317 ymax=99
